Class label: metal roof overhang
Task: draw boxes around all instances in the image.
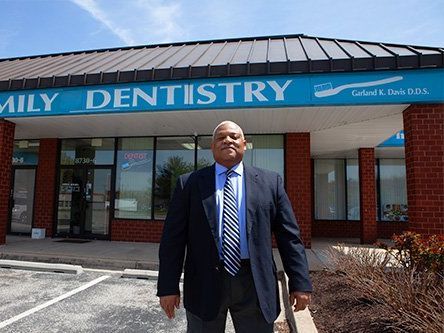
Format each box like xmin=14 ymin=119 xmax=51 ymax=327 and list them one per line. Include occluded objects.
xmin=2 ymin=34 xmax=440 ymax=157
xmin=8 ymin=104 xmax=408 ymax=157
xmin=0 ymin=34 xmax=442 ymax=91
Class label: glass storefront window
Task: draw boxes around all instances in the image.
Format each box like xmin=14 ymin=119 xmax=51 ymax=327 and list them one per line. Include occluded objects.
xmin=314 ymin=160 xmax=346 ymax=220
xmin=10 ymin=169 xmax=36 ymax=233
xmin=60 ymin=138 xmax=115 ymax=165
xmin=197 ymin=135 xmax=284 ymax=177
xmin=346 ymin=159 xmax=360 ymax=220
xmin=244 ymin=135 xmax=284 ymax=178
xmin=195 ymin=136 xmax=215 ymax=170
xmin=12 ymin=140 xmax=39 ymax=165
xmin=115 ymin=138 xmax=154 ymax=220
xmin=378 ymin=159 xmax=408 ymax=221
xmin=154 ymin=137 xmax=195 ymax=219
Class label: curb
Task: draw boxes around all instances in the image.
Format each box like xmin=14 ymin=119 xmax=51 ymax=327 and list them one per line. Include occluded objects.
xmin=278 ymin=271 xmax=318 ymax=333
xmin=0 ymin=259 xmax=83 ymax=274
xmin=121 ymin=269 xmax=158 ymax=280
xmin=0 ymin=253 xmax=159 ymax=271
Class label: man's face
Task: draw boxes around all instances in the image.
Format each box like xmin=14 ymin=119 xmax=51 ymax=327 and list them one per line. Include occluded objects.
xmin=211 ymin=122 xmax=247 ymax=168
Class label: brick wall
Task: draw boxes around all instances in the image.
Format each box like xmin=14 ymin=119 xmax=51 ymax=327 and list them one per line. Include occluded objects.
xmin=313 ymin=220 xmax=360 ymax=238
xmin=33 ymin=139 xmax=58 ymax=237
xmin=111 ymin=219 xmax=164 ymax=242
xmin=377 ymin=222 xmax=408 ymax=239
xmin=403 ymin=104 xmax=444 ymax=236
xmin=285 ymin=133 xmax=312 ymax=248
xmin=0 ymin=120 xmax=15 ymax=244
xmin=313 ymin=221 xmax=407 ymax=239
xmin=359 ymin=148 xmax=377 ymax=243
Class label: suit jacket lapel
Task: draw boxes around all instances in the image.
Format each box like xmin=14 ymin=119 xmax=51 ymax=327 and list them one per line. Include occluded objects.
xmin=198 ymin=164 xmax=219 ymax=251
xmin=245 ymin=166 xmax=259 ymax=236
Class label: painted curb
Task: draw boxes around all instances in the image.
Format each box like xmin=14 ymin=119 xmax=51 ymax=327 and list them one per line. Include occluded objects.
xmin=0 ymin=259 xmax=83 ymax=274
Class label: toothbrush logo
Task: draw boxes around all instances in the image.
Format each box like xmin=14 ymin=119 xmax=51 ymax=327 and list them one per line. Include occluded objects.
xmin=121 ymin=159 xmax=150 ymax=170
xmin=314 ymin=76 xmax=403 ymax=98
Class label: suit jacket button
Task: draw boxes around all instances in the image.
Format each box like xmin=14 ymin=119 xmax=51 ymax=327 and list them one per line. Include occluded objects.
xmin=215 ymin=266 xmax=220 ymax=271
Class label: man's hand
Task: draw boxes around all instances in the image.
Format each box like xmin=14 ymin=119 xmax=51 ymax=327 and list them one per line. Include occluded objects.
xmin=159 ymin=294 xmax=180 ymax=319
xmin=289 ymin=291 xmax=311 ymax=312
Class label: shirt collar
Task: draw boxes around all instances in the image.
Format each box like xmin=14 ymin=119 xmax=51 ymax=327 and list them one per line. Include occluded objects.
xmin=215 ymin=161 xmax=244 ymax=176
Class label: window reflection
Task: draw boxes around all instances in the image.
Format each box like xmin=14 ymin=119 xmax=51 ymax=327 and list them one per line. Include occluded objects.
xmin=346 ymin=159 xmax=360 ymax=220
xmin=378 ymin=159 xmax=408 ymax=221
xmin=154 ymin=137 xmax=195 ymax=219
xmin=115 ymin=138 xmax=153 ymax=219
xmin=314 ymin=160 xmax=346 ymax=220
xmin=197 ymin=135 xmax=284 ymax=177
xmin=12 ymin=140 xmax=39 ymax=165
xmin=60 ymin=138 xmax=115 ymax=165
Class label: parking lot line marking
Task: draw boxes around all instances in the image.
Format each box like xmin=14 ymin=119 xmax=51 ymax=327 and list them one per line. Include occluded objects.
xmin=0 ymin=275 xmax=110 ymax=329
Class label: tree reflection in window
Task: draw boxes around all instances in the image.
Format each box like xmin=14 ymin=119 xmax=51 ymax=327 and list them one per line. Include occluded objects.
xmin=154 ymin=137 xmax=196 ymax=219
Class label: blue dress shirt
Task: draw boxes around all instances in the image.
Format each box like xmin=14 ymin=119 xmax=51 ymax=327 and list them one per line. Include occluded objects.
xmin=215 ymin=162 xmax=249 ymax=259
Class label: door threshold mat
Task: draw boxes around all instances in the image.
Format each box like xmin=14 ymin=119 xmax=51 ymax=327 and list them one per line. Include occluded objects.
xmin=54 ymin=239 xmax=92 ymax=244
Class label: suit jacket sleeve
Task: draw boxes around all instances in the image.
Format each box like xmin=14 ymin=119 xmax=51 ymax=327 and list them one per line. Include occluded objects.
xmin=272 ymin=174 xmax=313 ymax=293
xmin=157 ymin=175 xmax=189 ymax=297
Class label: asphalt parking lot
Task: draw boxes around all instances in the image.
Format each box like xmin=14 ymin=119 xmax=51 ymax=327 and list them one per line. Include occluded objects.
xmin=0 ymin=268 xmax=192 ymax=333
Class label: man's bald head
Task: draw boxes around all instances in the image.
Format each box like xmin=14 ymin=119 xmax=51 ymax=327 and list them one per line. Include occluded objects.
xmin=211 ymin=120 xmax=247 ymax=168
xmin=212 ymin=121 xmax=245 ymax=141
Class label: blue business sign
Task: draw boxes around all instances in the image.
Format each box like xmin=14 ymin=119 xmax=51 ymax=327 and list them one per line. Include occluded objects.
xmin=0 ymin=69 xmax=443 ymax=118
xmin=378 ymin=131 xmax=405 ymax=147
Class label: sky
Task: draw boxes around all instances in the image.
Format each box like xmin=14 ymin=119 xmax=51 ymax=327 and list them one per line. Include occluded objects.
xmin=0 ymin=0 xmax=443 ymax=59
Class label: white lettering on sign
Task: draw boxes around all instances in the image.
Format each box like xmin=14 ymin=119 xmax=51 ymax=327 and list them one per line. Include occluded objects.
xmin=268 ymin=80 xmax=292 ymax=101
xmin=159 ymin=85 xmax=181 ymax=105
xmin=0 ymin=93 xmax=59 ymax=114
xmin=84 ymin=80 xmax=294 ymax=110
xmin=197 ymin=84 xmax=216 ymax=104
xmin=17 ymin=95 xmax=25 ymax=112
xmin=133 ymin=87 xmax=157 ymax=106
xmin=114 ymin=88 xmax=131 ymax=108
xmin=218 ymin=82 xmax=242 ymax=103
xmin=0 ymin=96 xmax=15 ymax=113
xmin=86 ymin=90 xmax=111 ymax=109
xmin=41 ymin=93 xmax=59 ymax=111
xmin=245 ymin=81 xmax=267 ymax=102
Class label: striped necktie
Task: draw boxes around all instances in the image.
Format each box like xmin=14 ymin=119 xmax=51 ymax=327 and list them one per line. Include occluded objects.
xmin=222 ymin=169 xmax=241 ymax=276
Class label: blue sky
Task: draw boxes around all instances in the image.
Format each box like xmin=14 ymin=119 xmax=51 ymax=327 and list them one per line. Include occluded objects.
xmin=0 ymin=0 xmax=443 ymax=59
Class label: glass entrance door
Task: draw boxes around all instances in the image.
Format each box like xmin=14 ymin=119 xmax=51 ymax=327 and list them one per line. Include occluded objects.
xmin=57 ymin=167 xmax=111 ymax=238
xmin=9 ymin=168 xmax=36 ymax=234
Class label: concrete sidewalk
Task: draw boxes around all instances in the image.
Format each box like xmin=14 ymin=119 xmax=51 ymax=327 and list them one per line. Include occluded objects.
xmin=0 ymin=235 xmax=386 ymax=333
xmin=0 ymin=235 xmax=375 ymax=271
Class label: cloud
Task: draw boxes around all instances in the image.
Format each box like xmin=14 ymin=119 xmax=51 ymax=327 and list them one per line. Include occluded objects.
xmin=71 ymin=0 xmax=135 ymax=45
xmin=71 ymin=0 xmax=185 ymax=46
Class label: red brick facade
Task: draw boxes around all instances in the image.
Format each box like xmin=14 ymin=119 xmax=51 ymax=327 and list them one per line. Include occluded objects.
xmin=285 ymin=133 xmax=312 ymax=248
xmin=312 ymin=221 xmax=407 ymax=239
xmin=33 ymin=139 xmax=59 ymax=237
xmin=403 ymin=104 xmax=444 ymax=236
xmin=313 ymin=221 xmax=360 ymax=238
xmin=3 ymin=107 xmax=439 ymax=244
xmin=111 ymin=219 xmax=164 ymax=242
xmin=377 ymin=222 xmax=408 ymax=239
xmin=359 ymin=148 xmax=377 ymax=244
xmin=0 ymin=120 xmax=15 ymax=245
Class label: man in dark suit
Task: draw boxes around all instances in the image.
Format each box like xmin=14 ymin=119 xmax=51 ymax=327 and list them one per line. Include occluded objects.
xmin=157 ymin=121 xmax=312 ymax=332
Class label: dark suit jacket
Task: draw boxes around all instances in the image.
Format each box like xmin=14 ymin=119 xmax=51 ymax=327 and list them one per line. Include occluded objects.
xmin=157 ymin=164 xmax=312 ymax=324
